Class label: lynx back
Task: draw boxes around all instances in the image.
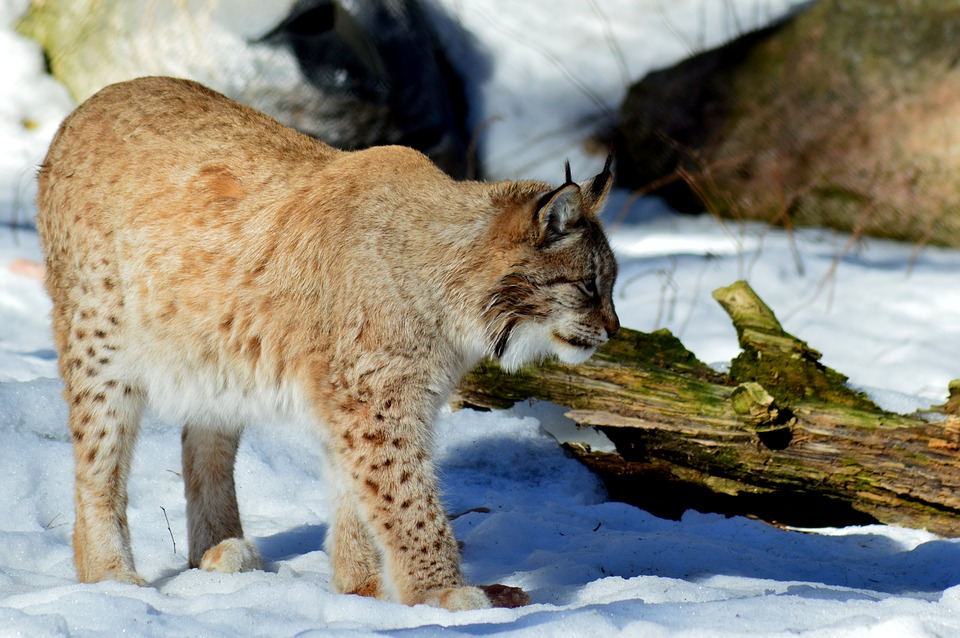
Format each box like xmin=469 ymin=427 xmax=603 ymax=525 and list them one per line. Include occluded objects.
xmin=37 ymin=76 xmax=618 ymax=610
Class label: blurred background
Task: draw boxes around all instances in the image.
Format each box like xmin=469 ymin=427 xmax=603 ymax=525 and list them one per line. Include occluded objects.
xmin=4 ymin=0 xmax=810 ymax=211
xmin=9 ymin=0 xmax=960 ymax=251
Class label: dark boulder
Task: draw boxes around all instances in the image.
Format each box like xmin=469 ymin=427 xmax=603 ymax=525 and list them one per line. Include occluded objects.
xmin=617 ymin=0 xmax=960 ymax=248
xmin=260 ymin=0 xmax=473 ymax=177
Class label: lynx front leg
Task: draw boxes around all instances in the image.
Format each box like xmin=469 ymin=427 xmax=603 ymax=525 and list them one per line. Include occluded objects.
xmin=181 ymin=424 xmax=261 ymax=573
xmin=328 ymin=479 xmax=530 ymax=608
xmin=331 ymin=410 xmax=489 ymax=611
xmin=68 ymin=377 xmax=145 ymax=585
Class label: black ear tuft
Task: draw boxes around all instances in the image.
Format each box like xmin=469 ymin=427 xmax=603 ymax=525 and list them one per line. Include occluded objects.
xmin=564 ymin=159 xmax=572 ymax=185
xmin=581 ymin=152 xmax=614 ymax=212
xmin=589 ymin=152 xmax=614 ymax=201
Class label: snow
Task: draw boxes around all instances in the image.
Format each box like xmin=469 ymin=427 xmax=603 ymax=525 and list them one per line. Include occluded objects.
xmin=1 ymin=0 xmax=958 ymax=635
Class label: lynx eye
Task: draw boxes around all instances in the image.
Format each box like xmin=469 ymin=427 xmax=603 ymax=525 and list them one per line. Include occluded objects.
xmin=575 ymin=277 xmax=599 ymax=299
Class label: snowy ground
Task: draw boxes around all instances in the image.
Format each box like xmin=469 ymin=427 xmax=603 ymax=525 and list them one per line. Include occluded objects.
xmin=1 ymin=0 xmax=959 ymax=636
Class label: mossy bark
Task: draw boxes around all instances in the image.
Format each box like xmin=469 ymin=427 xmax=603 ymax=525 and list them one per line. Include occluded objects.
xmin=456 ymin=281 xmax=960 ymax=536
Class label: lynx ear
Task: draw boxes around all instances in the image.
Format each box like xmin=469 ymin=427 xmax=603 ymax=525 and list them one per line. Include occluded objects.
xmin=579 ymin=153 xmax=614 ymax=214
xmin=534 ymin=182 xmax=581 ymax=246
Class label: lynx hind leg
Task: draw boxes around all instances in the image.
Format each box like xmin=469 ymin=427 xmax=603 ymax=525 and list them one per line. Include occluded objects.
xmin=181 ymin=425 xmax=262 ymax=573
xmin=328 ymin=495 xmax=384 ymax=598
xmin=62 ymin=307 xmax=146 ymax=585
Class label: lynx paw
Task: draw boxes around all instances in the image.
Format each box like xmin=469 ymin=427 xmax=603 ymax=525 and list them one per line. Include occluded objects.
xmin=199 ymin=538 xmax=262 ymax=573
xmin=420 ymin=585 xmax=493 ymax=611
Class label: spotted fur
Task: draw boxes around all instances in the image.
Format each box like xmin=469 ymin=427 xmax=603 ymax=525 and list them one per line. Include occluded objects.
xmin=36 ymin=77 xmax=618 ymax=610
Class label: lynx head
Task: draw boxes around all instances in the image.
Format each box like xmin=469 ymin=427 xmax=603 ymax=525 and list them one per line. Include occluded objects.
xmin=484 ymin=156 xmax=619 ymax=371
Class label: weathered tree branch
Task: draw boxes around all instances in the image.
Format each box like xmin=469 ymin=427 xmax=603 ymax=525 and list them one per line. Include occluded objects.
xmin=456 ymin=281 xmax=960 ymax=536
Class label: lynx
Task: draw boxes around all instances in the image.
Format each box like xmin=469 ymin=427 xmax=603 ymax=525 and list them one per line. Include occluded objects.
xmin=36 ymin=77 xmax=619 ymax=610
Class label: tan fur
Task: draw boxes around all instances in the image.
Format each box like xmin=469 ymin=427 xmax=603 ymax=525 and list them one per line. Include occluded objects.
xmin=36 ymin=77 xmax=618 ymax=610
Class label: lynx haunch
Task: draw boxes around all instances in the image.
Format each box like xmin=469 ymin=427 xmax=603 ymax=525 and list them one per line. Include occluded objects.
xmin=37 ymin=76 xmax=619 ymax=611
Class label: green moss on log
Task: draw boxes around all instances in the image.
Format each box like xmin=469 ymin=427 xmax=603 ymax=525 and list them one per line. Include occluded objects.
xmin=456 ymin=280 xmax=960 ymax=534
xmin=713 ymin=280 xmax=877 ymax=410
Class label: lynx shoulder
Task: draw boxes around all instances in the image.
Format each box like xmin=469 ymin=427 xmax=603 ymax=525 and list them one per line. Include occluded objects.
xmin=36 ymin=76 xmax=618 ymax=610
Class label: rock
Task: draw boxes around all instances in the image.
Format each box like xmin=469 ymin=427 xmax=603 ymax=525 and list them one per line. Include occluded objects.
xmin=617 ymin=0 xmax=960 ymax=248
xmin=17 ymin=0 xmax=472 ymax=177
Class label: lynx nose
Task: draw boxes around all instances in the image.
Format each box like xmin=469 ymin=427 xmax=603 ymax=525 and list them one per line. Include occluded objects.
xmin=604 ymin=314 xmax=620 ymax=339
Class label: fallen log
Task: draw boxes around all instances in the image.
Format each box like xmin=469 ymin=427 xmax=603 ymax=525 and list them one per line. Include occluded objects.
xmin=455 ymin=280 xmax=960 ymax=536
